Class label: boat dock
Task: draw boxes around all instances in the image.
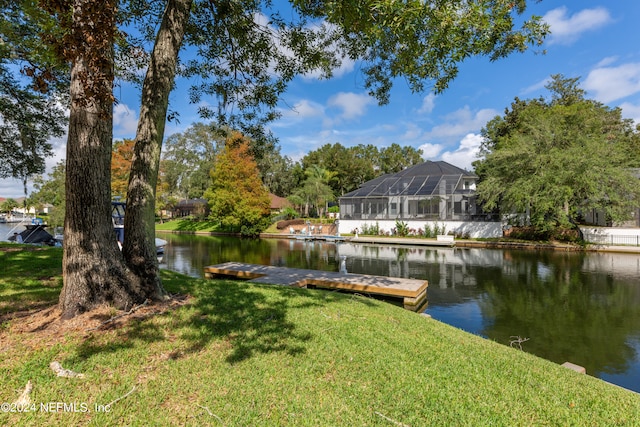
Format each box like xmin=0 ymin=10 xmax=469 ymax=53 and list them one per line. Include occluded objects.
xmin=204 ymin=262 xmax=428 ymax=311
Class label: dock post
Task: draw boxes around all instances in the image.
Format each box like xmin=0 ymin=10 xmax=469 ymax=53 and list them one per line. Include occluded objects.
xmin=339 ymin=256 xmax=348 ymax=274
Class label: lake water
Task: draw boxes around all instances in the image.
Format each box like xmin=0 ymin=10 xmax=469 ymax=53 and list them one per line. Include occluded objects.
xmin=4 ymin=223 xmax=639 ymax=393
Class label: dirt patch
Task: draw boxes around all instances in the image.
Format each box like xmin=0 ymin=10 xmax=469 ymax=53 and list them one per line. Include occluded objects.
xmin=1 ymin=295 xmax=191 ymax=351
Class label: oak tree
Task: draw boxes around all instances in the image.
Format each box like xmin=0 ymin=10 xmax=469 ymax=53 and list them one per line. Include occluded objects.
xmin=474 ymin=75 xmax=640 ymax=235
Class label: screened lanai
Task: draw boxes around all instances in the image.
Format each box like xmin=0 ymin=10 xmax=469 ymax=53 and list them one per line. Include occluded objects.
xmin=339 ymin=161 xmax=479 ymax=221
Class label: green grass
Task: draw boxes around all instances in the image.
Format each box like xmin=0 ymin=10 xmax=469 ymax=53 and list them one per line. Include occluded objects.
xmin=1 ymin=244 xmax=639 ymax=425
xmin=0 ymin=244 xmax=63 ymax=316
xmin=155 ymin=219 xmax=222 ymax=232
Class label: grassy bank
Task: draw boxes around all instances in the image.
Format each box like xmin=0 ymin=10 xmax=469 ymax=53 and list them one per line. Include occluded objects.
xmin=1 ymin=243 xmax=639 ymax=425
xmin=155 ymin=219 xmax=222 ymax=232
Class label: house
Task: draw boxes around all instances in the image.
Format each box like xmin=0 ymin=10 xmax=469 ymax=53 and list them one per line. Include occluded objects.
xmin=339 ymin=160 xmax=481 ymax=221
xmin=269 ymin=193 xmax=290 ymax=214
xmin=174 ymin=198 xmax=209 ymax=218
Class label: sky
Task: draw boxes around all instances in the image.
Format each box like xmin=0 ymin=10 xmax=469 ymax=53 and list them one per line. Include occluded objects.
xmin=2 ymin=0 xmax=640 ymax=199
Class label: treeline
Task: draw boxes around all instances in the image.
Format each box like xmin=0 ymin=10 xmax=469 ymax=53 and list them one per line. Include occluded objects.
xmin=152 ymin=122 xmax=424 ymax=217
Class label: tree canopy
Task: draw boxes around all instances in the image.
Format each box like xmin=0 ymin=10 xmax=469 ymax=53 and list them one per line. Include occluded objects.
xmin=474 ymin=75 xmax=640 ymax=234
xmin=205 ymin=132 xmax=271 ymax=236
xmin=31 ymin=160 xmax=66 ymax=227
xmin=301 ymin=142 xmax=424 ymax=197
xmin=161 ymin=123 xmax=226 ymax=199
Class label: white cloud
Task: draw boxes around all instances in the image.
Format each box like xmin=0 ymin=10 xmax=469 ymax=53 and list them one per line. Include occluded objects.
xmin=0 ymin=178 xmax=24 ymax=199
xmin=543 ymin=7 xmax=613 ymax=45
xmin=284 ymin=100 xmax=325 ymax=120
xmin=440 ymin=133 xmax=484 ymax=171
xmin=417 ymin=142 xmax=444 ymax=159
xmin=595 ymin=56 xmax=619 ymax=68
xmin=401 ymin=123 xmax=423 ymax=141
xmin=417 ymin=93 xmax=436 ymax=115
xmin=620 ymin=102 xmax=640 ymax=125
xmin=583 ymin=63 xmax=640 ymax=103
xmin=327 ymin=92 xmax=375 ymax=120
xmin=521 ymin=77 xmax=550 ymax=96
xmin=113 ymin=103 xmax=139 ymax=138
xmin=427 ymin=106 xmax=498 ymax=139
xmin=303 ymin=57 xmax=356 ymax=80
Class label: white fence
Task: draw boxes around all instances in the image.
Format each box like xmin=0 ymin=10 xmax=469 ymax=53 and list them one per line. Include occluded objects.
xmin=337 ymin=219 xmax=503 ymax=239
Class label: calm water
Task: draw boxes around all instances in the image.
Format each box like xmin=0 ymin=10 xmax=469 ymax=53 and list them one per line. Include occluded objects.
xmin=159 ymin=232 xmax=640 ymax=393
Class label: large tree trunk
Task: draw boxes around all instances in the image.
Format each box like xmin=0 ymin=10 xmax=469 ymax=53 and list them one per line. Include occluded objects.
xmin=123 ymin=0 xmax=192 ymax=296
xmin=59 ymin=0 xmax=143 ymax=319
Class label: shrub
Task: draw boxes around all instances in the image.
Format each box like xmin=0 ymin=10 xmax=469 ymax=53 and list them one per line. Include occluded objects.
xmin=394 ymin=220 xmax=409 ymax=237
xmin=360 ymin=222 xmax=380 ymax=235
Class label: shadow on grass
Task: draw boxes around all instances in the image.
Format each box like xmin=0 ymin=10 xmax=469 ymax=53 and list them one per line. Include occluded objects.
xmin=0 ymin=245 xmax=62 ymax=316
xmin=71 ymin=270 xmax=368 ymax=365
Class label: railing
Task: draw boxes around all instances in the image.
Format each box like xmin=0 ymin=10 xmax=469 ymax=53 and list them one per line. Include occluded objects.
xmin=584 ymin=233 xmax=640 ymax=246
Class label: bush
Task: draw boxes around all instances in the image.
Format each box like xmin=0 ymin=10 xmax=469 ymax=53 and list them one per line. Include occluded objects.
xmin=394 ymin=220 xmax=409 ymax=237
xmin=359 ymin=222 xmax=380 ymax=236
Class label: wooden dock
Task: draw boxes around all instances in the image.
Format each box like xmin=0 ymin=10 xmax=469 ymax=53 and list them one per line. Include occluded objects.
xmin=204 ymin=262 xmax=428 ymax=311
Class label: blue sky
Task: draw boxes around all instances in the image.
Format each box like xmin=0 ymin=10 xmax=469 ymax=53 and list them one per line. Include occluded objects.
xmin=2 ymin=1 xmax=640 ymax=199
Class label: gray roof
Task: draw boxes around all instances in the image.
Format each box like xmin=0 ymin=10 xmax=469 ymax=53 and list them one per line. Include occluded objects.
xmin=341 ymin=161 xmax=476 ymax=199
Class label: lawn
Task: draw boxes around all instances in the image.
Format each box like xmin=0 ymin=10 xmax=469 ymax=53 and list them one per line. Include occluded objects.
xmin=1 ymin=243 xmax=639 ymax=426
xmin=155 ymin=219 xmax=222 ymax=232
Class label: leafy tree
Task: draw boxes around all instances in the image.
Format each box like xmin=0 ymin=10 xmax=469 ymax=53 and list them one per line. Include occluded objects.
xmin=474 ymin=75 xmax=640 ymax=236
xmin=294 ymin=164 xmax=336 ymax=217
xmin=31 ymin=160 xmax=66 ymax=227
xmin=379 ymin=143 xmax=424 ymax=174
xmin=258 ymin=148 xmax=297 ymax=197
xmin=301 ymin=143 xmax=424 ymax=196
xmin=111 ymin=139 xmax=135 ymax=198
xmin=161 ymin=123 xmax=226 ymax=199
xmin=42 ymin=0 xmax=146 ymax=318
xmin=0 ymin=197 xmax=18 ymax=214
xmin=0 ymin=1 xmax=68 ymax=198
xmin=205 ymin=132 xmax=271 ymax=237
xmin=0 ymin=66 xmax=67 ymax=197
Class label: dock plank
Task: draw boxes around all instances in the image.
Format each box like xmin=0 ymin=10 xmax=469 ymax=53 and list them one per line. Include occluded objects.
xmin=204 ymin=262 xmax=428 ymax=310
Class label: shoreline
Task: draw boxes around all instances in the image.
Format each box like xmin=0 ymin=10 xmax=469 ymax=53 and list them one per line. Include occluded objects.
xmin=158 ymin=228 xmax=640 ymax=254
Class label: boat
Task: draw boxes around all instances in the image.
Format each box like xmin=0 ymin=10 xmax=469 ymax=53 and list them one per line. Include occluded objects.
xmin=8 ymin=219 xmax=57 ymax=246
xmin=112 ymin=200 xmax=167 ymax=257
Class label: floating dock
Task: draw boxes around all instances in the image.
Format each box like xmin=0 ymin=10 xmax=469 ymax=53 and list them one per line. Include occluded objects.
xmin=204 ymin=262 xmax=428 ymax=311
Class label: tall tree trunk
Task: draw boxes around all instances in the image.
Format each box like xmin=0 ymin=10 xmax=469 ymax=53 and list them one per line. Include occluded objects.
xmin=123 ymin=0 xmax=192 ymax=296
xmin=59 ymin=0 xmax=143 ymax=319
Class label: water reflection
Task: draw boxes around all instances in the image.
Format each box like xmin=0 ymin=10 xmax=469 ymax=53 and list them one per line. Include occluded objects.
xmin=160 ymin=233 xmax=640 ymax=392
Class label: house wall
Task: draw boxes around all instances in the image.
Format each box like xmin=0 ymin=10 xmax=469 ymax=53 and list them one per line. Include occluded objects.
xmin=337 ymin=219 xmax=503 ymax=239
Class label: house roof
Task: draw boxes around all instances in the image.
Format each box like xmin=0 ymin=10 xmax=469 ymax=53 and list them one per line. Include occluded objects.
xmin=341 ymin=160 xmax=477 ymax=199
xmin=269 ymin=193 xmax=290 ymax=210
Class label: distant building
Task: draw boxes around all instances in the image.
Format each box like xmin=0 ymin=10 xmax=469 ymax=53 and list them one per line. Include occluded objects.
xmin=174 ymin=198 xmax=209 ymax=218
xmin=269 ymin=193 xmax=290 ymax=214
xmin=339 ymin=160 xmax=486 ymax=222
